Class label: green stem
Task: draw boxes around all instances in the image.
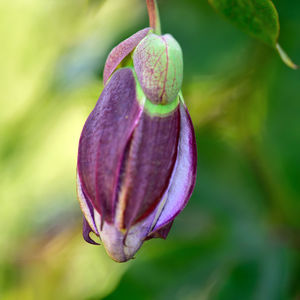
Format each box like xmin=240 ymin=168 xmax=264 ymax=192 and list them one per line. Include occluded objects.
xmin=146 ymin=0 xmax=161 ymax=35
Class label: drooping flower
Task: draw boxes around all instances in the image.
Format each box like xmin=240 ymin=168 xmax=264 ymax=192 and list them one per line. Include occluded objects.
xmin=76 ymin=27 xmax=197 ymax=262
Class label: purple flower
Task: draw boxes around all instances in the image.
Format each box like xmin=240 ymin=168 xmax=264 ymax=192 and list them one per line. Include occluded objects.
xmin=76 ymin=28 xmax=197 ymax=262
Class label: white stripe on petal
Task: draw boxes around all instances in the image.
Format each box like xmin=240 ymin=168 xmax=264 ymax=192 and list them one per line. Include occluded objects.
xmin=76 ymin=173 xmax=99 ymax=235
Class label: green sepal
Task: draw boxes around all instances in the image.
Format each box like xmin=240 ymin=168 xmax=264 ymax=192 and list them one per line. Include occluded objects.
xmin=132 ymin=67 xmax=179 ymax=116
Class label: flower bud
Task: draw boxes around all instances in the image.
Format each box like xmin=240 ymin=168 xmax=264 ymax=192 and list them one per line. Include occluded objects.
xmin=133 ymin=33 xmax=183 ymax=104
xmin=77 ymin=28 xmax=196 ymax=262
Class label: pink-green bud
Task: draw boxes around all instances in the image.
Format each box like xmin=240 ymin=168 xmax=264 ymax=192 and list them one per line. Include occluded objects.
xmin=77 ymin=26 xmax=196 ymax=262
xmin=133 ymin=33 xmax=183 ymax=104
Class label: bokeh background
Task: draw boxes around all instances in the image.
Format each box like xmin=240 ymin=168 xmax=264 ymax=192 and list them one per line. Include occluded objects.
xmin=0 ymin=0 xmax=299 ymax=299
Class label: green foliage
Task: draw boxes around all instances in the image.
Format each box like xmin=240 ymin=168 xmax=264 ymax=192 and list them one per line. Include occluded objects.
xmin=209 ymin=0 xmax=298 ymax=69
xmin=209 ymin=0 xmax=279 ymax=47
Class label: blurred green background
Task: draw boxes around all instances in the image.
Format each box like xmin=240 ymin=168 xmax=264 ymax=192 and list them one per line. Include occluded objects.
xmin=0 ymin=0 xmax=299 ymax=299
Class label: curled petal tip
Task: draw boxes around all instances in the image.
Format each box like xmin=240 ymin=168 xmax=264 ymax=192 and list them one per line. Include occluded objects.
xmin=83 ymin=218 xmax=100 ymax=245
xmin=146 ymin=220 xmax=174 ymax=240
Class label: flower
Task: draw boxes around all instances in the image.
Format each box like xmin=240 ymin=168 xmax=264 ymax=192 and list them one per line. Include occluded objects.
xmin=76 ymin=28 xmax=197 ymax=262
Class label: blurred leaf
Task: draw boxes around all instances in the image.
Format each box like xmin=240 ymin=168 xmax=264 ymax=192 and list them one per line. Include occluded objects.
xmin=0 ymin=228 xmax=128 ymax=300
xmin=209 ymin=0 xmax=279 ymax=47
xmin=208 ymin=0 xmax=298 ymax=69
xmin=187 ymin=45 xmax=270 ymax=140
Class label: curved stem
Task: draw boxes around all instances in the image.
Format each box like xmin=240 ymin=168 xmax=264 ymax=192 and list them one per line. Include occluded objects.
xmin=146 ymin=0 xmax=161 ymax=35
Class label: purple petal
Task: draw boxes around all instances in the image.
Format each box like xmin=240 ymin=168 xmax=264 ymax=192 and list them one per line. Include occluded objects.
xmin=99 ymin=212 xmax=155 ymax=262
xmin=77 ymin=68 xmax=142 ymax=223
xmin=117 ymin=107 xmax=180 ymax=230
xmin=83 ymin=217 xmax=100 ymax=245
xmin=103 ymin=28 xmax=151 ymax=85
xmin=76 ymin=173 xmax=99 ymax=235
xmin=150 ymin=102 xmax=197 ymax=233
xmin=146 ymin=221 xmax=174 ymax=240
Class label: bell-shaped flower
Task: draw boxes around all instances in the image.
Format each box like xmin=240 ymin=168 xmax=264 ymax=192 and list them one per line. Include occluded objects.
xmin=77 ymin=28 xmax=197 ymax=262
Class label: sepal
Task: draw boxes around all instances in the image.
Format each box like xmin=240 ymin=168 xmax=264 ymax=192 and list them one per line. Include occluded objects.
xmin=103 ymin=28 xmax=151 ymax=84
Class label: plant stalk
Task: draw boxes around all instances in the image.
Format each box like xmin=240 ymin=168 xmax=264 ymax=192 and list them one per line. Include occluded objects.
xmin=146 ymin=0 xmax=161 ymax=35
